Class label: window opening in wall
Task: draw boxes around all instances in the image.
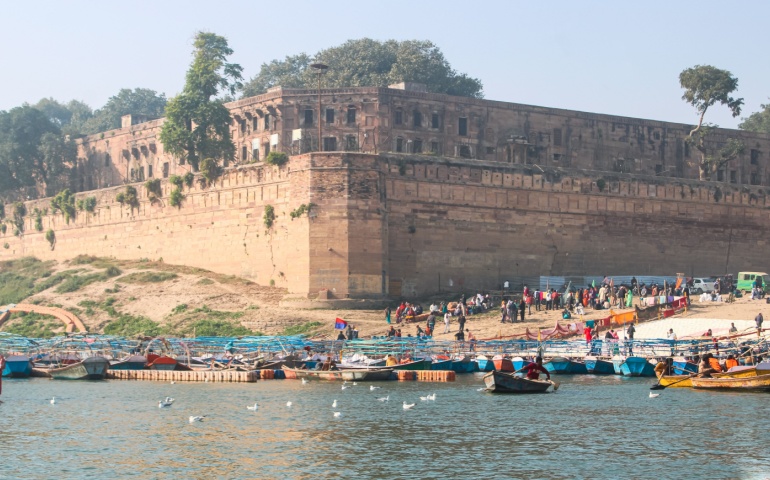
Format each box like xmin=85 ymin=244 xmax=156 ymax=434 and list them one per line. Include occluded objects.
xmin=163 ymin=162 xmax=169 ymax=178
xmin=655 ymin=164 xmax=663 ymax=175
xmin=486 ymin=147 xmax=496 ymax=155
xmin=684 ymin=142 xmax=690 ymax=158
xmin=654 ymin=131 xmax=661 ymax=140
xmin=717 ymin=169 xmax=725 ymax=182
xmin=304 ymin=109 xmax=314 ymax=126
xmin=432 ymin=113 xmax=439 ymax=129
xmin=553 ymin=128 xmax=562 ymax=146
xmin=252 ymin=148 xmax=259 ymax=162
xmin=413 ymin=139 xmax=423 ymax=153
xmin=323 ymin=137 xmax=337 ymax=151
xmin=264 ymin=114 xmax=270 ymax=130
xmin=396 ymin=137 xmax=404 ymax=152
xmin=105 ymin=153 xmax=111 ymax=166
xmin=413 ymin=111 xmax=422 ymax=127
xmin=751 ymin=149 xmax=760 ymax=165
xmin=252 ymin=117 xmax=258 ymax=130
xmin=552 ymin=153 xmax=562 ymax=161
xmin=347 ymin=107 xmax=356 ymax=125
xmin=264 ymin=143 xmax=271 ymax=155
xmin=459 ymin=145 xmax=471 ymax=158
xmin=240 ymin=119 xmax=247 ymax=134
xmin=148 ymin=165 xmax=153 ymax=178
xmin=395 ymin=109 xmax=403 ymax=125
xmin=326 ymin=108 xmax=335 ymax=124
xmin=458 ymin=117 xmax=468 ymax=136
xmin=430 ymin=141 xmax=439 ymax=154
xmin=730 ymin=170 xmax=737 ymax=183
xmin=345 ymin=135 xmax=357 ymax=151
xmin=242 ymin=146 xmax=248 ymax=162
xmin=751 ymin=172 xmax=761 ymax=185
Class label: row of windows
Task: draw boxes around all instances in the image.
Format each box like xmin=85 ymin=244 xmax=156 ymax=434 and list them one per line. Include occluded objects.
xmin=302 ymin=107 xmax=358 ymax=126
xmin=239 ymin=114 xmax=272 ymax=134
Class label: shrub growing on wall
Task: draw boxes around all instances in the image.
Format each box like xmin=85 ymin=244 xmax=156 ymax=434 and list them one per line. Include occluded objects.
xmin=169 ymin=175 xmax=184 ymax=189
xmin=264 ymin=151 xmax=288 ymax=166
xmin=45 ymin=229 xmax=55 ymax=249
xmin=199 ymin=158 xmax=221 ymax=185
xmin=183 ymin=172 xmax=194 ymax=188
xmin=51 ymin=189 xmax=77 ymax=224
xmin=263 ymin=205 xmax=275 ymax=229
xmin=0 ymin=202 xmax=4 ymax=220
xmin=12 ymin=202 xmax=26 ymax=234
xmin=34 ymin=208 xmax=43 ymax=232
xmin=170 ymin=187 xmax=185 ymax=208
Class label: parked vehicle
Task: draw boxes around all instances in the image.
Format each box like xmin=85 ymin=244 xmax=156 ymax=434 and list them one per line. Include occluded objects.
xmin=691 ymin=278 xmax=714 ymax=294
xmin=737 ymin=272 xmax=768 ymax=293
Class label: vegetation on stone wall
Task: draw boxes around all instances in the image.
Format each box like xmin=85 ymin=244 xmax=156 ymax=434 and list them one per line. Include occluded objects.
xmin=199 ymin=158 xmax=222 ymax=185
xmin=183 ymin=172 xmax=195 ymax=189
xmin=116 ymin=186 xmax=139 ymax=211
xmin=33 ymin=208 xmax=43 ymax=231
xmin=290 ymin=203 xmax=315 ymax=220
xmin=159 ymin=32 xmax=242 ymax=172
xmin=596 ymin=178 xmax=606 ymax=192
xmin=144 ymin=179 xmax=162 ymax=203
xmin=51 ymin=189 xmax=77 ymax=224
xmin=265 ymin=151 xmax=288 ymax=166
xmin=1 ymin=224 xmax=6 ymax=235
xmin=169 ymin=175 xmax=184 ymax=189
xmin=12 ymin=202 xmax=26 ymax=235
xmin=45 ymin=229 xmax=55 ymax=249
xmin=263 ymin=205 xmax=275 ymax=229
xmin=679 ymin=65 xmax=745 ymax=181
xmin=76 ymin=196 xmax=97 ymax=213
xmin=0 ymin=202 xmax=4 ymax=220
xmin=169 ymin=187 xmax=185 ymax=208
xmin=713 ymin=186 xmax=723 ymax=203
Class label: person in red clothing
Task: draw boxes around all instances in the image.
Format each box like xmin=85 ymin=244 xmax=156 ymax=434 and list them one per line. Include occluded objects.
xmin=524 ymin=357 xmax=551 ymax=381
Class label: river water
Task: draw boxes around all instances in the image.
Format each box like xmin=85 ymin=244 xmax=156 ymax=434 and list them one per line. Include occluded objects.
xmin=1 ymin=374 xmax=768 ymax=479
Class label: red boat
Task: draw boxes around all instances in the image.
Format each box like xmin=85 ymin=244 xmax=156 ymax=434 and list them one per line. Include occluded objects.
xmin=493 ymin=355 xmax=514 ymax=372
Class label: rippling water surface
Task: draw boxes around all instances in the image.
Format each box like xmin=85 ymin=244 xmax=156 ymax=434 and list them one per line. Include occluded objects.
xmin=1 ymin=374 xmax=769 ymax=479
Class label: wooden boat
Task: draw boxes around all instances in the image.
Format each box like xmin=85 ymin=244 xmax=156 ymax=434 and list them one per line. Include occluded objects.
xmin=393 ymin=359 xmax=431 ymax=371
xmin=281 ymin=366 xmax=394 ymax=381
xmin=584 ymin=356 xmax=615 ymax=375
xmin=618 ymin=356 xmax=656 ymax=377
xmin=511 ymin=357 xmax=527 ymax=371
xmin=2 ymin=355 xmax=34 ymax=378
xmin=109 ymin=355 xmax=147 ymax=370
xmin=147 ymin=354 xmax=177 ymax=371
xmin=48 ymin=356 xmax=110 ymax=380
xmin=450 ymin=356 xmax=478 ymax=373
xmin=483 ymin=370 xmax=552 ymax=393
xmin=757 ymin=362 xmax=770 ymax=376
xmin=672 ymin=357 xmax=698 ymax=375
xmin=493 ymin=355 xmax=514 ymax=372
xmin=430 ymin=358 xmax=453 ymax=370
xmin=475 ymin=355 xmax=495 ymax=372
xmin=656 ymin=374 xmax=693 ymax=388
xmin=714 ymin=366 xmax=756 ymax=379
xmin=691 ymin=373 xmax=770 ymax=392
xmin=545 ymin=356 xmax=588 ymax=374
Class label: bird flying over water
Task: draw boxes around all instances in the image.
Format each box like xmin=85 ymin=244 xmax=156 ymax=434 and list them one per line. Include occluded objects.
xmin=189 ymin=416 xmax=206 ymax=423
xmin=247 ymin=403 xmax=258 ymax=411
xmin=403 ymin=401 xmax=415 ymax=410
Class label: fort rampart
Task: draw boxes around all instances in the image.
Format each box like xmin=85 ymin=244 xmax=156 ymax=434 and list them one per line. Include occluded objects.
xmin=3 ymin=152 xmax=770 ymax=299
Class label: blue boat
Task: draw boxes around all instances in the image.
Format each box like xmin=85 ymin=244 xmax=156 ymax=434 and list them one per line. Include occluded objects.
xmin=619 ymin=356 xmax=656 ymax=377
xmin=2 ymin=355 xmax=34 ymax=378
xmin=450 ymin=357 xmax=478 ymax=373
xmin=475 ymin=355 xmax=495 ymax=372
xmin=512 ymin=357 xmax=527 ymax=372
xmin=673 ymin=357 xmax=698 ymax=375
xmin=431 ymin=358 xmax=453 ymax=370
xmin=584 ymin=356 xmax=616 ymax=375
xmin=545 ymin=356 xmax=588 ymax=374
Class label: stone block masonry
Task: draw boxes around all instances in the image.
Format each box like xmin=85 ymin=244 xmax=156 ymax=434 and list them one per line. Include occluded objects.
xmin=3 ymin=153 xmax=770 ymax=299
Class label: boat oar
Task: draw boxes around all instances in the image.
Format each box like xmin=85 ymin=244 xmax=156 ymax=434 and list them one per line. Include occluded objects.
xmin=549 ymin=380 xmax=560 ymax=392
xmin=650 ymin=371 xmax=700 ymax=390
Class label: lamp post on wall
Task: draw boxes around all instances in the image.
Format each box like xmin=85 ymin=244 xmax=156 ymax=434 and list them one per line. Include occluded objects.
xmin=310 ymin=63 xmax=328 ymax=152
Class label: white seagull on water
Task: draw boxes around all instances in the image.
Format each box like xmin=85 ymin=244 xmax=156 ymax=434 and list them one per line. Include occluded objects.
xmin=649 ymin=392 xmax=660 ymax=399
xmin=159 ymin=398 xmax=174 ymax=408
xmin=189 ymin=416 xmax=206 ymax=423
xmin=370 ymin=385 xmax=381 ymax=391
xmin=332 ymin=399 xmax=338 ymax=408
xmin=403 ymin=401 xmax=415 ymax=410
xmin=50 ymin=397 xmax=56 ymax=405
xmin=247 ymin=403 xmax=258 ymax=411
xmin=301 ymin=378 xmax=309 ymax=385
xmin=377 ymin=395 xmax=389 ymax=402
xmin=286 ymin=401 xmax=293 ymax=408
xmin=341 ymin=385 xmax=349 ymax=390
xmin=333 ymin=412 xmax=342 ymax=418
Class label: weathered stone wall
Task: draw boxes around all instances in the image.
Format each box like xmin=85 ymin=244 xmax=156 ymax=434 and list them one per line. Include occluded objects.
xmin=4 ymin=152 xmax=770 ymax=300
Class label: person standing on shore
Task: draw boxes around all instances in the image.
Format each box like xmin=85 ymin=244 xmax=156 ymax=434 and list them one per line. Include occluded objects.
xmin=756 ymin=313 xmax=764 ymax=337
xmin=385 ymin=306 xmax=391 ymax=324
xmin=458 ymin=314 xmax=466 ymax=333
xmin=519 ymin=298 xmax=526 ymax=322
xmin=444 ymin=311 xmax=451 ymax=333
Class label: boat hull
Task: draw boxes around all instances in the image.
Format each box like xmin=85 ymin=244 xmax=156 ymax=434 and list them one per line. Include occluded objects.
xmin=619 ymin=357 xmax=656 ymax=377
xmin=282 ymin=366 xmax=394 ymax=381
xmin=2 ymin=356 xmax=33 ymax=378
xmin=475 ymin=358 xmax=495 ymax=372
xmin=110 ymin=355 xmax=147 ymax=371
xmin=450 ymin=359 xmax=478 ymax=373
xmin=584 ymin=357 xmax=615 ymax=375
xmin=49 ymin=357 xmax=110 ymax=380
xmin=691 ymin=373 xmax=770 ymax=391
xmin=657 ymin=374 xmax=693 ymax=388
xmin=545 ymin=357 xmax=588 ymax=374
xmin=431 ymin=359 xmax=453 ymax=370
xmin=483 ymin=371 xmax=551 ymax=393
xmin=493 ymin=358 xmax=514 ymax=372
xmin=672 ymin=359 xmax=698 ymax=375
xmin=392 ymin=359 xmax=431 ymax=371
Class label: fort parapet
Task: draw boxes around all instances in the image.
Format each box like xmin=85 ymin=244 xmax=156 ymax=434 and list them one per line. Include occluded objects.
xmin=3 ymin=152 xmax=770 ymax=299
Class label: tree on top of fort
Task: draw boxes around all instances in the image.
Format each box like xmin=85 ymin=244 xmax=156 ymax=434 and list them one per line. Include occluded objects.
xmin=679 ymin=65 xmax=745 ymax=181
xmin=740 ymin=101 xmax=770 ymax=134
xmin=160 ymin=32 xmax=243 ymax=171
xmin=241 ymin=39 xmax=483 ymax=99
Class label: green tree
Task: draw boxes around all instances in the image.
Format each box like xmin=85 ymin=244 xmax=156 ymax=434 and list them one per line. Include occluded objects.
xmin=241 ymin=39 xmax=483 ymax=99
xmin=739 ymin=101 xmax=770 ymax=134
xmin=0 ymin=106 xmax=76 ymax=194
xmin=679 ymin=65 xmax=744 ymax=181
xmin=160 ymin=32 xmax=242 ymax=171
xmin=82 ymin=88 xmax=167 ymax=134
xmin=34 ymin=98 xmax=94 ymax=136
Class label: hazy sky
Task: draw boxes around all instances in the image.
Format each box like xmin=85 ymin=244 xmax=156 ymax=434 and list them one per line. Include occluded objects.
xmin=2 ymin=1 xmax=767 ymax=129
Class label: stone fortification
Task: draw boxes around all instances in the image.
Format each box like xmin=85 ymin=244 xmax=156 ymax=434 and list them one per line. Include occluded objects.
xmin=3 ymin=152 xmax=770 ymax=299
